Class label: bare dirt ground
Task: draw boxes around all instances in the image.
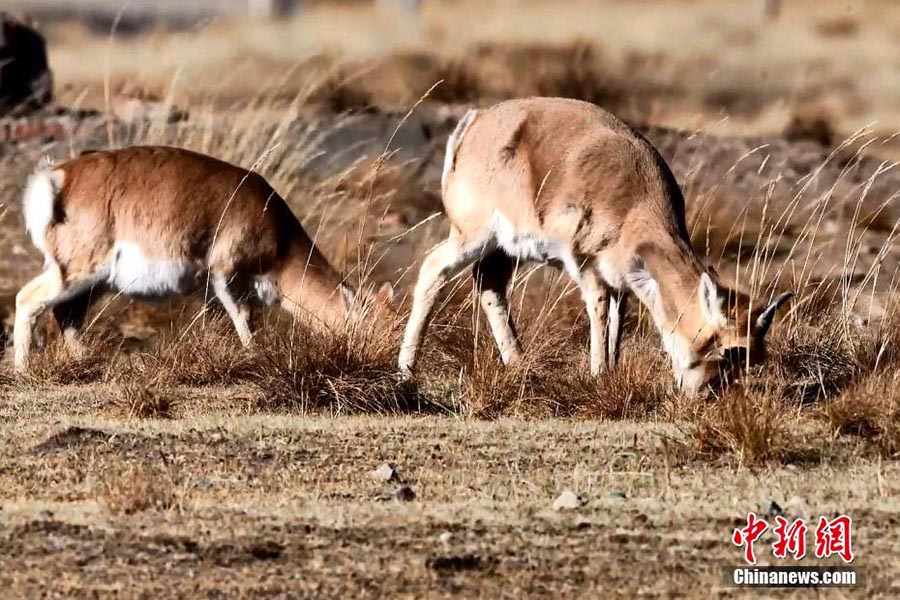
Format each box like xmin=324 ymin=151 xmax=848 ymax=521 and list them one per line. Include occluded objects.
xmin=2 ymin=0 xmax=900 ymax=597
xmin=3 ymin=393 xmax=900 ymax=597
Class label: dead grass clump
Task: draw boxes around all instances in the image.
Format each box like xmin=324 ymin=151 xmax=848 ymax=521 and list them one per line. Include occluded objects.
xmin=822 ymin=372 xmax=900 ymax=457
xmin=434 ymin=352 xmax=568 ymax=419
xmin=767 ymin=307 xmax=900 ymax=408
xmin=429 ymin=59 xmax=482 ymax=103
xmin=466 ymin=41 xmax=625 ymax=110
xmin=574 ymin=370 xmax=671 ymax=420
xmin=689 ymin=388 xmax=796 ymax=465
xmin=251 ymin=317 xmax=430 ymax=414
xmin=112 ymin=382 xmax=178 ymax=419
xmin=419 ymin=309 xmax=670 ymax=419
xmin=21 ymin=335 xmax=113 ymax=386
xmin=121 ymin=314 xmax=261 ymax=386
xmin=767 ymin=322 xmax=861 ymax=404
xmin=99 ymin=462 xmax=183 ymax=515
xmin=783 ymin=111 xmax=836 ymax=146
xmin=309 ymin=68 xmax=375 ymax=113
xmin=413 ymin=310 xmax=571 ymax=418
xmin=532 ymin=42 xmax=623 ymax=108
xmin=857 ymin=309 xmax=900 ymax=372
xmin=569 ymin=340 xmax=671 ymax=420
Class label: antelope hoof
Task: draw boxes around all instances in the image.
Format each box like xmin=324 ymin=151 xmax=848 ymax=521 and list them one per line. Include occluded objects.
xmin=397 ymin=360 xmax=415 ymax=381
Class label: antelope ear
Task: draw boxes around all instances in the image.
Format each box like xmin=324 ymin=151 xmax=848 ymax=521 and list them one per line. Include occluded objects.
xmin=698 ymin=272 xmax=725 ymax=325
xmin=625 ymin=257 xmax=661 ymax=318
xmin=376 ymin=281 xmax=395 ymax=305
xmin=755 ymin=291 xmax=793 ymax=341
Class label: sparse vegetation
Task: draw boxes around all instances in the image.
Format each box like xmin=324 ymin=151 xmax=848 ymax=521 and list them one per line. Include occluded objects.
xmin=689 ymin=388 xmax=797 ymax=465
xmin=822 ymin=372 xmax=900 ymax=458
xmin=98 ymin=461 xmax=184 ymax=515
xmin=112 ymin=382 xmax=178 ymax=419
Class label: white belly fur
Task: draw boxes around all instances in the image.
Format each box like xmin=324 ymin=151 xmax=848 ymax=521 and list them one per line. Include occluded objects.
xmin=488 ymin=213 xmax=626 ymax=289
xmin=491 ymin=213 xmax=583 ymax=279
xmin=108 ymin=241 xmax=199 ymax=296
xmin=492 ymin=213 xmax=565 ymax=262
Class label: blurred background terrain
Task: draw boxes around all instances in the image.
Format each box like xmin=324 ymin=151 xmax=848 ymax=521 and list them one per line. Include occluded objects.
xmin=12 ymin=0 xmax=900 ymax=140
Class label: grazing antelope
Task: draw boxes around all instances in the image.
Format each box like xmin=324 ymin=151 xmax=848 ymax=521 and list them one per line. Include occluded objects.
xmin=399 ymin=98 xmax=792 ymax=394
xmin=14 ymin=146 xmax=378 ymax=373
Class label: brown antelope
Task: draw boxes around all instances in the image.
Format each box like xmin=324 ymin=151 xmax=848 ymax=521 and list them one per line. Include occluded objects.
xmin=14 ymin=146 xmax=382 ymax=373
xmin=399 ymin=98 xmax=791 ymax=394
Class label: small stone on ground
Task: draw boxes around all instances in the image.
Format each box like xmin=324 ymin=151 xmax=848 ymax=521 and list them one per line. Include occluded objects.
xmin=552 ymin=489 xmax=586 ymax=511
xmin=370 ymin=462 xmax=399 ymax=482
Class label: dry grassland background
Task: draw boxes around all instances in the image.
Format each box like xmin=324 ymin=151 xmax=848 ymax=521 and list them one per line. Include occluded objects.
xmin=2 ymin=0 xmax=900 ymax=597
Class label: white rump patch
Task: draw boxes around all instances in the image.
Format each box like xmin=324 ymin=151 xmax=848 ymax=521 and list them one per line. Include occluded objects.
xmin=442 ymin=108 xmax=477 ymax=190
xmin=108 ymin=241 xmax=196 ymax=296
xmin=23 ymin=167 xmax=64 ymax=261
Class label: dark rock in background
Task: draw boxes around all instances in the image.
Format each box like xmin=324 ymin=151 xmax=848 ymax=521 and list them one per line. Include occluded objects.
xmin=0 ymin=12 xmax=52 ymax=116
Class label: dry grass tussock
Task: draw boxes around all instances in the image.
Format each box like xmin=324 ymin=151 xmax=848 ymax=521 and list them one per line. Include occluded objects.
xmin=820 ymin=371 xmax=900 ymax=459
xmin=678 ymin=307 xmax=900 ymax=465
xmin=688 ymin=388 xmax=798 ymax=465
xmin=112 ymin=382 xmax=179 ymax=420
xmin=73 ymin=293 xmax=670 ymax=419
xmin=10 ymin=262 xmax=900 ymax=468
xmin=98 ymin=462 xmax=185 ymax=515
xmin=19 ymin=333 xmax=116 ymax=387
xmin=414 ymin=301 xmax=671 ymax=420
